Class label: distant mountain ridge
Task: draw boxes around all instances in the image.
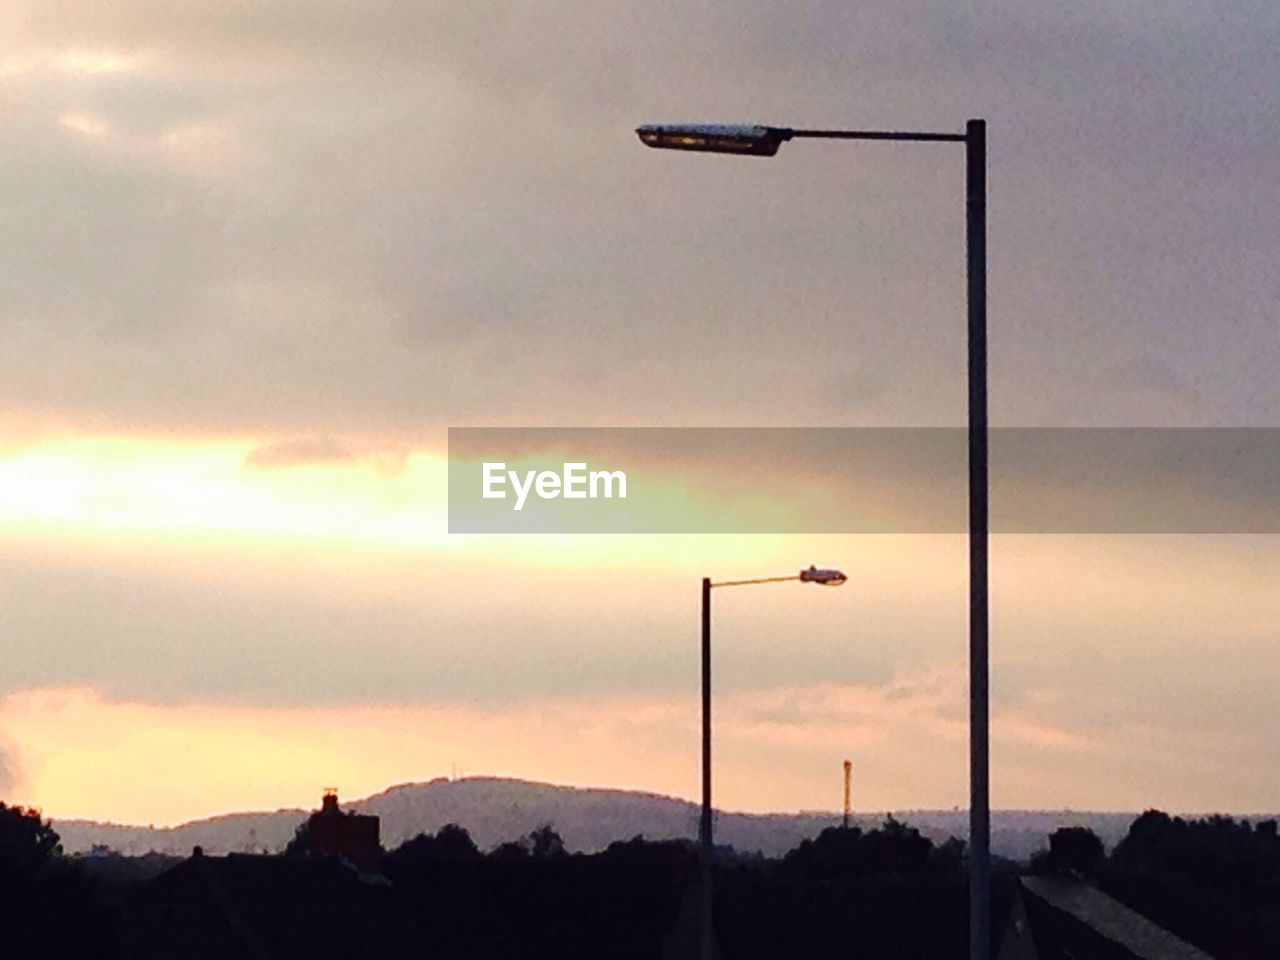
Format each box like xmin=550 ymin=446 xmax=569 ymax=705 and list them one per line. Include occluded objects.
xmin=50 ymin=776 xmax=1190 ymax=862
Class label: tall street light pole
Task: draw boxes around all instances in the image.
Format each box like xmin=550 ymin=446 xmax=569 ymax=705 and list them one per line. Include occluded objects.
xmin=700 ymin=566 xmax=847 ymax=960
xmin=965 ymin=119 xmax=990 ymax=960
xmin=639 ymin=120 xmax=989 ymax=960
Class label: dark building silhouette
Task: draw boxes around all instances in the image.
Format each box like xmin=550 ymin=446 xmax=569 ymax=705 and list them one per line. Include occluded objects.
xmin=997 ymin=874 xmax=1215 ymax=960
xmin=305 ymin=789 xmax=381 ymax=871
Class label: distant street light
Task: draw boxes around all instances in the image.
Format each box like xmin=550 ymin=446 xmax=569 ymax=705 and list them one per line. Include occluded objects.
xmin=799 ymin=565 xmax=848 ymax=586
xmin=698 ymin=567 xmax=847 ymax=959
xmin=640 ymin=117 xmax=989 ymax=960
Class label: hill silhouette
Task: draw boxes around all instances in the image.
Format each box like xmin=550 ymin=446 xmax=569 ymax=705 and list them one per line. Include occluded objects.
xmin=49 ymin=776 xmax=1185 ymax=861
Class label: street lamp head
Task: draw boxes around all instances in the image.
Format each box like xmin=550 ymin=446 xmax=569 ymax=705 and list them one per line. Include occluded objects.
xmin=636 ymin=123 xmax=792 ymax=157
xmin=800 ymin=565 xmax=847 ymax=586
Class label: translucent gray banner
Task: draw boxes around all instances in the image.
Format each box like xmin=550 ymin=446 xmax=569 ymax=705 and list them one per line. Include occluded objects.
xmin=448 ymin=428 xmax=1279 ymax=534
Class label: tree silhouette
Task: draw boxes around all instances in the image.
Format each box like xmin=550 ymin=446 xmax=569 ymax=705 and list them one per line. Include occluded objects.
xmin=488 ymin=824 xmax=567 ymax=860
xmin=1111 ymin=809 xmax=1280 ymax=894
xmin=283 ymin=818 xmax=310 ymax=857
xmin=1032 ymin=826 xmax=1106 ymax=876
xmin=782 ymin=817 xmax=956 ymax=880
xmin=389 ymin=823 xmax=481 ymax=863
xmin=491 ymin=839 xmax=531 ymax=861
xmin=0 ymin=801 xmax=61 ymax=865
xmin=527 ymin=824 xmax=566 ymax=859
xmin=1101 ymin=810 xmax=1280 ymax=959
xmin=0 ymin=802 xmax=118 ymax=958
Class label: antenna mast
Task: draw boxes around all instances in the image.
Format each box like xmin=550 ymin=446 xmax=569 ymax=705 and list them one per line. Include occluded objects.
xmin=843 ymin=760 xmax=852 ymax=829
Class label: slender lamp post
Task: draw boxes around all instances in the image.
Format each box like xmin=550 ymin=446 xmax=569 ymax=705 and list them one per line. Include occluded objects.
xmin=699 ymin=566 xmax=847 ymax=959
xmin=639 ymin=120 xmax=989 ymax=960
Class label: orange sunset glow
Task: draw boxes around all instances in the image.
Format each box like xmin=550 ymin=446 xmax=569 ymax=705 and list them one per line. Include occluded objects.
xmin=2 ymin=432 xmax=1277 ymax=826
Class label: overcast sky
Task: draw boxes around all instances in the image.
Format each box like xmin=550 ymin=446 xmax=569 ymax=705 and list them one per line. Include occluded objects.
xmin=0 ymin=2 xmax=1277 ymax=825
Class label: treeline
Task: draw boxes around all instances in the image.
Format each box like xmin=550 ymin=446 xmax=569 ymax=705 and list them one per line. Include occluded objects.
xmin=378 ymin=808 xmax=1280 ymax=893
xmin=1032 ymin=812 xmax=1280 ymax=959
xmin=1031 ymin=810 xmax=1280 ymax=891
xmin=5 ymin=800 xmax=1280 ymax=959
xmin=373 ymin=817 xmax=971 ymax=958
xmin=386 ymin=821 xmax=567 ymax=862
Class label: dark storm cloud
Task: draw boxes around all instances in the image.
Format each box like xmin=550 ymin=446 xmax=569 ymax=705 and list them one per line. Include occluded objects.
xmin=1 ymin=1 xmax=1277 ymax=436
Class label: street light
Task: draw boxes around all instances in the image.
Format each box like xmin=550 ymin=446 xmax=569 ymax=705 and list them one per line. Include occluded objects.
xmin=698 ymin=567 xmax=847 ymax=959
xmin=800 ymin=565 xmax=848 ymax=586
xmin=641 ymin=119 xmax=989 ymax=960
xmin=636 ymin=123 xmax=791 ymax=156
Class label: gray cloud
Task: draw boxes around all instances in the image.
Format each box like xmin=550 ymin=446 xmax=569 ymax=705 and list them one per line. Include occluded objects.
xmin=0 ymin=537 xmax=894 ymax=707
xmin=1 ymin=533 xmax=1275 ymax=714
xmin=0 ymin=2 xmax=1275 ymax=436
